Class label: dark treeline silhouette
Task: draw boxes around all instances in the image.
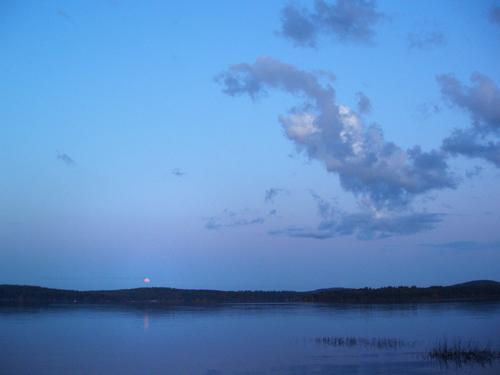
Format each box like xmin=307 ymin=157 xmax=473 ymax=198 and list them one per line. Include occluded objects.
xmin=1 ymin=280 xmax=499 ymax=306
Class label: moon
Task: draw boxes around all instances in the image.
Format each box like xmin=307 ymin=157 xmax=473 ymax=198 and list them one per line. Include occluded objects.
xmin=143 ymin=277 xmax=151 ymax=284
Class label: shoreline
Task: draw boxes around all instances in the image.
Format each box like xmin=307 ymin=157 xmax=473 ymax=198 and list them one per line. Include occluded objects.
xmin=2 ymin=280 xmax=500 ymax=306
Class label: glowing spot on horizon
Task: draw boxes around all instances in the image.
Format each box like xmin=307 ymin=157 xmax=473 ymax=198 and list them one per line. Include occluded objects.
xmin=143 ymin=277 xmax=151 ymax=284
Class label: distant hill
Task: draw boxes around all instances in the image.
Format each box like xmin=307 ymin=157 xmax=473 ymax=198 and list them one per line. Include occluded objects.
xmin=451 ymin=280 xmax=500 ymax=287
xmin=311 ymin=287 xmax=350 ymax=292
xmin=1 ymin=281 xmax=500 ymax=306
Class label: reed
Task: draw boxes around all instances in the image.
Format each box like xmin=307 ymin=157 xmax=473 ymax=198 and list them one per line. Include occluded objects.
xmin=314 ymin=336 xmax=414 ymax=349
xmin=428 ymin=339 xmax=500 ymax=366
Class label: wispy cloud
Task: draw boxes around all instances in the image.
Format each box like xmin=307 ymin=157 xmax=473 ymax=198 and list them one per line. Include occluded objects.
xmin=204 ymin=209 xmax=265 ymax=230
xmin=279 ymin=0 xmax=383 ymax=47
xmin=490 ymin=5 xmax=500 ymax=26
xmin=356 ymin=91 xmax=371 ymax=114
xmin=420 ymin=240 xmax=500 ymax=251
xmin=270 ymin=192 xmax=444 ymax=240
xmin=171 ymin=168 xmax=186 ymax=177
xmin=465 ymin=165 xmax=483 ymax=179
xmin=56 ymin=151 xmax=76 ymax=166
xmin=56 ymin=9 xmax=72 ymax=23
xmin=264 ymin=188 xmax=288 ymax=203
xmin=416 ymin=102 xmax=441 ymax=119
xmin=407 ymin=31 xmax=446 ymax=50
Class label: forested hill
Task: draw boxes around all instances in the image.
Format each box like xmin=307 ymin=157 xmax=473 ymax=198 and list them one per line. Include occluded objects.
xmin=1 ymin=281 xmax=500 ymax=306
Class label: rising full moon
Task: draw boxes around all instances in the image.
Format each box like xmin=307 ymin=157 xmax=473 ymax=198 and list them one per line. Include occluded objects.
xmin=143 ymin=277 xmax=151 ymax=284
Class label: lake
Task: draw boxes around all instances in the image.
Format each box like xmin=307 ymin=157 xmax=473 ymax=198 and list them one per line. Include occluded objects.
xmin=1 ymin=302 xmax=499 ymax=374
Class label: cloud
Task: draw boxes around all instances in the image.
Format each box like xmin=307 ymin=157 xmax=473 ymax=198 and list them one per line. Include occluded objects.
xmin=204 ymin=209 xmax=265 ymax=230
xmin=437 ymin=73 xmax=500 ymax=167
xmin=315 ymin=69 xmax=337 ymax=83
xmin=356 ymin=91 xmax=371 ymax=114
xmin=265 ymin=188 xmax=288 ymax=203
xmin=443 ymin=129 xmax=500 ymax=167
xmin=407 ymin=31 xmax=446 ymax=50
xmin=420 ymin=240 xmax=500 ymax=251
xmin=171 ymin=168 xmax=186 ymax=177
xmin=465 ymin=165 xmax=483 ymax=179
xmin=437 ymin=73 xmax=500 ymax=130
xmin=279 ymin=0 xmax=383 ymax=47
xmin=416 ymin=102 xmax=441 ymax=119
xmin=56 ymin=151 xmax=76 ymax=166
xmin=270 ymin=192 xmax=444 ymax=240
xmin=217 ymin=57 xmax=457 ymax=213
xmin=56 ymin=9 xmax=72 ymax=21
xmin=280 ymin=3 xmax=317 ymax=47
xmin=490 ymin=5 xmax=500 ymax=25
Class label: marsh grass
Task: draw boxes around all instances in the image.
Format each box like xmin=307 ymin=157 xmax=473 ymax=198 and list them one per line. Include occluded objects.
xmin=314 ymin=336 xmax=500 ymax=368
xmin=314 ymin=336 xmax=414 ymax=350
xmin=428 ymin=339 xmax=500 ymax=367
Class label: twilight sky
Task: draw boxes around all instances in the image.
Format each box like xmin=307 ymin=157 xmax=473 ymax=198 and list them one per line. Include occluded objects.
xmin=1 ymin=0 xmax=500 ymax=290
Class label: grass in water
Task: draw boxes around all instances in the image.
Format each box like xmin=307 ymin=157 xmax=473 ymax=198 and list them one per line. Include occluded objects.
xmin=428 ymin=339 xmax=500 ymax=367
xmin=314 ymin=336 xmax=414 ymax=349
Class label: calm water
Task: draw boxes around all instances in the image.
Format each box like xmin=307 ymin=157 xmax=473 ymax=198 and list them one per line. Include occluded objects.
xmin=1 ymin=302 xmax=499 ymax=374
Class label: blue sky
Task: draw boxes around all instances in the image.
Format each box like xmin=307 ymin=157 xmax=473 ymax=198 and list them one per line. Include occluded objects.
xmin=1 ymin=0 xmax=500 ymax=290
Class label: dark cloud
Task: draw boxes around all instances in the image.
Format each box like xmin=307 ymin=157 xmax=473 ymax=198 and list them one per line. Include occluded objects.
xmin=279 ymin=0 xmax=383 ymax=47
xmin=218 ymin=57 xmax=457 ymax=213
xmin=204 ymin=209 xmax=265 ymax=230
xmin=465 ymin=165 xmax=483 ymax=179
xmin=268 ymin=209 xmax=278 ymax=216
xmin=442 ymin=129 xmax=500 ymax=167
xmin=437 ymin=73 xmax=500 ymax=130
xmin=356 ymin=91 xmax=371 ymax=114
xmin=280 ymin=4 xmax=317 ymax=47
xmin=171 ymin=168 xmax=186 ymax=177
xmin=407 ymin=31 xmax=446 ymax=50
xmin=490 ymin=5 xmax=500 ymax=25
xmin=270 ymin=192 xmax=444 ymax=240
xmin=265 ymin=188 xmax=288 ymax=203
xmin=437 ymin=73 xmax=500 ymax=167
xmin=420 ymin=240 xmax=500 ymax=251
xmin=56 ymin=152 xmax=76 ymax=166
xmin=217 ymin=56 xmax=334 ymax=101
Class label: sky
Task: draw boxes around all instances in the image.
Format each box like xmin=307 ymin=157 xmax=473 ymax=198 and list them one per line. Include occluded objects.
xmin=1 ymin=0 xmax=500 ymax=291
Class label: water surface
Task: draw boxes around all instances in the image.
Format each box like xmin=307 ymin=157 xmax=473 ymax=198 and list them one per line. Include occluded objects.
xmin=1 ymin=302 xmax=499 ymax=374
